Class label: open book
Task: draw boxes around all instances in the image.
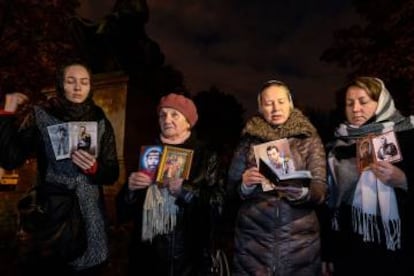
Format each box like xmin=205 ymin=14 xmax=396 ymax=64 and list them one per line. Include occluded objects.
xmin=356 ymin=130 xmax=402 ymax=172
xmin=259 ymin=158 xmax=312 ymax=184
xmin=253 ymin=139 xmax=312 ymax=189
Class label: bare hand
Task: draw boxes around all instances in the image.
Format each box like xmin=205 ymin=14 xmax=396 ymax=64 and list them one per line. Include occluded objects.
xmin=4 ymin=93 xmax=29 ymax=112
xmin=71 ymin=149 xmax=96 ymax=171
xmin=128 ymin=171 xmax=152 ymax=191
xmin=242 ymin=167 xmax=264 ymax=187
xmin=371 ymin=161 xmax=407 ymax=190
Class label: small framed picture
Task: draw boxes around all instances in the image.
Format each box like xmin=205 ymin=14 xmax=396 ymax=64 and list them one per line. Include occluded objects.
xmin=48 ymin=123 xmax=70 ymax=160
xmin=138 ymin=145 xmax=163 ymax=181
xmin=252 ymin=138 xmax=296 ymax=176
xmin=69 ymin=122 xmax=98 ymax=156
xmin=356 ymin=130 xmax=402 ymax=172
xmin=156 ymin=146 xmax=194 ymax=183
xmin=371 ymin=130 xmax=402 ymax=163
xmin=356 ymin=135 xmax=375 ymax=171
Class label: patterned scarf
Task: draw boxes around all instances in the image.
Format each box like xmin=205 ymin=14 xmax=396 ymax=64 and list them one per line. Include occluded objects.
xmin=329 ymin=78 xmax=414 ymax=250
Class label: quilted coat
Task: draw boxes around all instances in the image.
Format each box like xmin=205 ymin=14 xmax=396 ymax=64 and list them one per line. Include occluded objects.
xmin=228 ymin=109 xmax=327 ymax=276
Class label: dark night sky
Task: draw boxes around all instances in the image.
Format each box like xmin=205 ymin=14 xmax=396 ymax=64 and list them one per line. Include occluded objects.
xmin=78 ymin=0 xmax=364 ymax=117
xmin=145 ymin=1 xmax=363 ymax=116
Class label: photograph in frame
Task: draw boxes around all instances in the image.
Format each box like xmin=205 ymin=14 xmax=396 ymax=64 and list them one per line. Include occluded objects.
xmin=356 ymin=135 xmax=375 ymax=172
xmin=156 ymin=146 xmax=194 ymax=183
xmin=69 ymin=121 xmax=98 ymax=157
xmin=371 ymin=130 xmax=402 ymax=163
xmin=253 ymin=138 xmax=296 ymax=176
xmin=138 ymin=145 xmax=163 ymax=181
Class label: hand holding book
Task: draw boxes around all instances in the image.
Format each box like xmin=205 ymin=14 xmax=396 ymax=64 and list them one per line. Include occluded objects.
xmin=259 ymin=158 xmax=311 ymax=187
xmin=253 ymin=139 xmax=312 ymax=191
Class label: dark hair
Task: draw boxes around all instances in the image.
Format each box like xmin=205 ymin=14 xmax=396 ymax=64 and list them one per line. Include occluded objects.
xmin=266 ymin=145 xmax=279 ymax=153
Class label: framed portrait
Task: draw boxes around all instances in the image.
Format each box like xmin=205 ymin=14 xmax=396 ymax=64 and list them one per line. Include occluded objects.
xmin=138 ymin=145 xmax=163 ymax=181
xmin=156 ymin=146 xmax=194 ymax=182
xmin=252 ymin=138 xmax=296 ymax=175
xmin=371 ymin=130 xmax=402 ymax=163
xmin=356 ymin=130 xmax=402 ymax=172
xmin=69 ymin=121 xmax=98 ymax=157
xmin=356 ymin=135 xmax=375 ymax=172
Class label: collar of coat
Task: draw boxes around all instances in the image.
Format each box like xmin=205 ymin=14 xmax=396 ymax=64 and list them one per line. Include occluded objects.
xmin=242 ymin=109 xmax=317 ymax=141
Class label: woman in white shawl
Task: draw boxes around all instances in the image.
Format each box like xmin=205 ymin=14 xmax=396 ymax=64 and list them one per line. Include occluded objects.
xmin=324 ymin=77 xmax=414 ymax=276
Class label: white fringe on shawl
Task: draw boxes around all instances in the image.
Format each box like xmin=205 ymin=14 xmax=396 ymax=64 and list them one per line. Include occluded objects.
xmin=142 ymin=184 xmax=178 ymax=241
xmin=352 ymin=170 xmax=400 ymax=250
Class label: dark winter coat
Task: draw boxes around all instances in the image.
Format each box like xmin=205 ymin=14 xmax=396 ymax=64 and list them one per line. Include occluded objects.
xmin=228 ymin=109 xmax=327 ymax=276
xmin=326 ymin=127 xmax=414 ymax=275
xmin=0 ymin=96 xmax=119 ymax=271
xmin=117 ymin=133 xmax=224 ymax=276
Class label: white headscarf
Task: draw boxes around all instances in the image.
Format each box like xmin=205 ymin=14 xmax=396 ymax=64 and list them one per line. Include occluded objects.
xmin=330 ymin=77 xmax=414 ymax=250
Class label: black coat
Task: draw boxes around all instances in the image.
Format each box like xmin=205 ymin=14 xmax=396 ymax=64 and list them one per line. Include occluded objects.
xmin=0 ymin=97 xmax=119 ymax=272
xmin=116 ymin=133 xmax=224 ymax=276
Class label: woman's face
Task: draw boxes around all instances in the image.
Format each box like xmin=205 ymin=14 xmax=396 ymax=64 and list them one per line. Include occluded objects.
xmin=63 ymin=65 xmax=91 ymax=103
xmin=159 ymin=107 xmax=190 ymax=139
xmin=345 ymin=86 xmax=378 ymax=126
xmin=260 ymin=85 xmax=292 ymax=125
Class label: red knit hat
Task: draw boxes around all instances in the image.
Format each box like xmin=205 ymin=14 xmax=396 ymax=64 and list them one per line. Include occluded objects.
xmin=157 ymin=93 xmax=199 ymax=127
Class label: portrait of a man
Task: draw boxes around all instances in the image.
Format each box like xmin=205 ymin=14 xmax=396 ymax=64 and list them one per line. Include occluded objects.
xmin=266 ymin=144 xmax=290 ymax=175
xmin=376 ymin=136 xmax=398 ymax=161
xmin=139 ymin=146 xmax=163 ymax=180
xmin=77 ymin=125 xmax=92 ymax=151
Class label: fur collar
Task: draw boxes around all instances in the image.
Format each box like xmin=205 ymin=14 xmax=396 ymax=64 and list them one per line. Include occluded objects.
xmin=243 ymin=109 xmax=317 ymax=141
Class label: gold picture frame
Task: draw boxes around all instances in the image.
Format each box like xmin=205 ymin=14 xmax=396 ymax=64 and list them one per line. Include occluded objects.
xmin=156 ymin=146 xmax=194 ymax=182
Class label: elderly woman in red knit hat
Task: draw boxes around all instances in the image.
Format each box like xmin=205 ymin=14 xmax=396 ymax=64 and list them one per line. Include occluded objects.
xmin=117 ymin=93 xmax=225 ymax=276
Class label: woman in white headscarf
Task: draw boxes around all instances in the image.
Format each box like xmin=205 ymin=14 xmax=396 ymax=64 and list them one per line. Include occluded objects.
xmin=324 ymin=77 xmax=414 ymax=276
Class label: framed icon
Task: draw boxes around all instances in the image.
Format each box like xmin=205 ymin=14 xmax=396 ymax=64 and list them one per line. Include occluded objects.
xmin=156 ymin=146 xmax=194 ymax=182
xmin=356 ymin=135 xmax=375 ymax=172
xmin=138 ymin=145 xmax=163 ymax=181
